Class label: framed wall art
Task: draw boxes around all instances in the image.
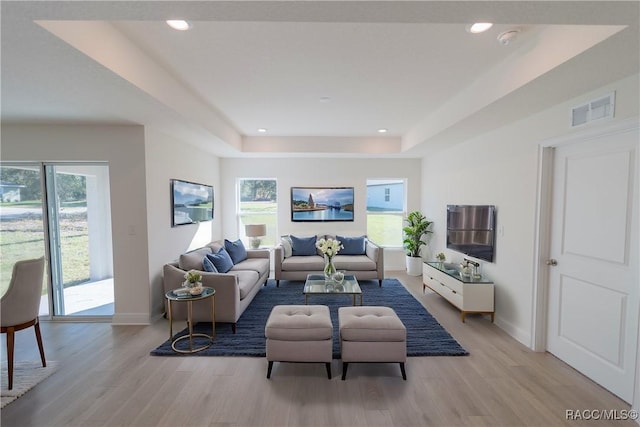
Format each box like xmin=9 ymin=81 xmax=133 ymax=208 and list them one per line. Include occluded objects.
xmin=171 ymin=179 xmax=214 ymax=226
xmin=291 ymin=187 xmax=354 ymax=222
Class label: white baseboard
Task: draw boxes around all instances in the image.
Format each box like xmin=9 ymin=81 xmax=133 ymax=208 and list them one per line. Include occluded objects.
xmin=111 ymin=313 xmax=151 ymax=325
xmin=494 ymin=315 xmax=532 ymax=349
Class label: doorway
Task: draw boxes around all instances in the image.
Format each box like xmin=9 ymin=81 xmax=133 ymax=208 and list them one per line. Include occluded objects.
xmin=534 ymin=120 xmax=639 ymax=403
xmin=0 ymin=162 xmax=114 ymax=319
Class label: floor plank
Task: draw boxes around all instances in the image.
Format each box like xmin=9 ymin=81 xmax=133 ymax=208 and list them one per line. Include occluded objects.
xmin=1 ymin=272 xmax=634 ymax=427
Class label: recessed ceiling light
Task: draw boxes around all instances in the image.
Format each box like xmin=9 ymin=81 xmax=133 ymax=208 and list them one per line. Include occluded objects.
xmin=166 ymin=20 xmax=191 ymax=31
xmin=319 ymin=96 xmax=331 ymax=103
xmin=257 ymin=128 xmax=267 ymax=133
xmin=466 ymin=23 xmax=493 ymax=34
xmin=378 ymin=128 xmax=388 ymax=133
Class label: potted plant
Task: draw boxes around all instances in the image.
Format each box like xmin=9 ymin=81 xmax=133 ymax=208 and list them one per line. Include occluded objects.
xmin=403 ymin=211 xmax=433 ymax=276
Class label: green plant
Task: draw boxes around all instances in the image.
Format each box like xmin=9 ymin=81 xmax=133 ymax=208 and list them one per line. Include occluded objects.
xmin=402 ymin=211 xmax=433 ymax=257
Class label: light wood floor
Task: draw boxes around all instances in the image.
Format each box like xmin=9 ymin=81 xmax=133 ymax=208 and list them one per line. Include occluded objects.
xmin=1 ymin=272 xmax=634 ymax=427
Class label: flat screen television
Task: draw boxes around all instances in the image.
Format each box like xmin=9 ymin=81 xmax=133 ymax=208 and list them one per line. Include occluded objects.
xmin=446 ymin=205 xmax=496 ymax=262
xmin=171 ymin=179 xmax=214 ymax=226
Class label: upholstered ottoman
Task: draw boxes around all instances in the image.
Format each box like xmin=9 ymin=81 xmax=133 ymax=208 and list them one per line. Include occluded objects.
xmin=265 ymin=305 xmax=333 ymax=379
xmin=338 ymin=306 xmax=407 ymax=380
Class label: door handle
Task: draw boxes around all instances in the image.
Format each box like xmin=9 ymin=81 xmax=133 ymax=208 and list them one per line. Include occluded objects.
xmin=546 ymin=259 xmax=558 ymax=266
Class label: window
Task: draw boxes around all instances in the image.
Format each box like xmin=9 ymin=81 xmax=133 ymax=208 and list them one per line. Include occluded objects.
xmin=238 ymin=179 xmax=277 ymax=247
xmin=366 ymin=179 xmax=405 ymax=247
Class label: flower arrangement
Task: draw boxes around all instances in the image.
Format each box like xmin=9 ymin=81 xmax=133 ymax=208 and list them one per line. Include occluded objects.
xmin=316 ymin=238 xmax=343 ymax=278
xmin=316 ymin=238 xmax=343 ymax=257
xmin=183 ymin=270 xmax=202 ymax=288
xmin=436 ymin=252 xmax=446 ymax=262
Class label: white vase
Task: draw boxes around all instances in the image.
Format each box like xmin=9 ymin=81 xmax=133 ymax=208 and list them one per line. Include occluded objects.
xmin=405 ymin=256 xmax=422 ymax=276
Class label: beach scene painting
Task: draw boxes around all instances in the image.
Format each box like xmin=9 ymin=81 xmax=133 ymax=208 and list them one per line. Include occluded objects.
xmin=291 ymin=187 xmax=354 ymax=222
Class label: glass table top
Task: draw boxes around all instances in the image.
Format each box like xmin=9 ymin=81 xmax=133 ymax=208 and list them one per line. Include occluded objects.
xmin=166 ymin=286 xmax=216 ymax=301
xmin=303 ymin=274 xmax=362 ymax=295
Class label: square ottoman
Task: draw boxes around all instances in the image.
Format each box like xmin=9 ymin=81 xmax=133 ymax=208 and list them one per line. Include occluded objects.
xmin=338 ymin=306 xmax=407 ymax=380
xmin=265 ymin=305 xmax=333 ymax=379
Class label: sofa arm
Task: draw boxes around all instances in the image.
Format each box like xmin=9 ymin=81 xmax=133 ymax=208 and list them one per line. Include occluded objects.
xmin=274 ymin=245 xmax=284 ymax=281
xmin=366 ymin=240 xmax=384 ymax=280
xmin=246 ymin=249 xmax=269 ymax=259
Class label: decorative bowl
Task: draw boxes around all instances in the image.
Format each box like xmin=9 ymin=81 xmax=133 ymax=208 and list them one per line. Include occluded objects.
xmin=189 ymin=287 xmax=204 ymax=296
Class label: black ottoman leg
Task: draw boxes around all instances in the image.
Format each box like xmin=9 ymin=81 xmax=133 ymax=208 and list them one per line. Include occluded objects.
xmin=267 ymin=361 xmax=274 ymax=379
xmin=399 ymin=362 xmax=407 ymax=380
xmin=341 ymin=362 xmax=349 ymax=380
xmin=325 ymin=363 xmax=332 ymax=379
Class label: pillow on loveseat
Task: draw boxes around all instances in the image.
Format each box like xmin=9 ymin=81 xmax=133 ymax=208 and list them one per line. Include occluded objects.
xmin=203 ymin=256 xmax=219 ymax=273
xmin=224 ymin=239 xmax=248 ymax=264
xmin=290 ymin=235 xmax=317 ymax=256
xmin=206 ymin=248 xmax=234 ymax=273
xmin=336 ymin=235 xmax=367 ymax=255
xmin=179 ymin=247 xmax=213 ymax=271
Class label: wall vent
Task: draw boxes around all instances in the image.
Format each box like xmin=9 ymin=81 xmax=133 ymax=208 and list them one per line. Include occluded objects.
xmin=571 ymin=92 xmax=615 ymax=127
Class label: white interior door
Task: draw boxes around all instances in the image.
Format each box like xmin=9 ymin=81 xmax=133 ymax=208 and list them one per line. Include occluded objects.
xmin=547 ymin=127 xmax=639 ymax=403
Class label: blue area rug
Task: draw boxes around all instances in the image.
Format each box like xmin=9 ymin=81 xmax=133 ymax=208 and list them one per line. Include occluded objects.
xmin=150 ymin=278 xmax=468 ymax=357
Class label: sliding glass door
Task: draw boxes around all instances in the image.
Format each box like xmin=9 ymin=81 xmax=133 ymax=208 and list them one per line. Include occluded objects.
xmin=0 ymin=164 xmax=49 ymax=316
xmin=0 ymin=162 xmax=114 ymax=319
xmin=45 ymin=164 xmax=114 ymax=317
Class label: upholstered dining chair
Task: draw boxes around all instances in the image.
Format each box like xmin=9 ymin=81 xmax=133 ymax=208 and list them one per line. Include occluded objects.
xmin=1 ymin=257 xmax=46 ymax=390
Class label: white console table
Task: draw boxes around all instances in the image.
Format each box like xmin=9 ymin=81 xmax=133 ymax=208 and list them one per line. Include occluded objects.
xmin=423 ymin=262 xmax=494 ymax=323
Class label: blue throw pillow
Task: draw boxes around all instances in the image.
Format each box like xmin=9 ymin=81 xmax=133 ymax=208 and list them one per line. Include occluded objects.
xmin=202 ymin=256 xmax=218 ymax=273
xmin=206 ymin=248 xmax=234 ymax=273
xmin=224 ymin=239 xmax=247 ymax=264
xmin=290 ymin=235 xmax=317 ymax=256
xmin=337 ymin=235 xmax=366 ymax=255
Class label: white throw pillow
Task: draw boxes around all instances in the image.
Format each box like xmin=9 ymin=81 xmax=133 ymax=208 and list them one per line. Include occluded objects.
xmin=281 ymin=236 xmax=293 ymax=258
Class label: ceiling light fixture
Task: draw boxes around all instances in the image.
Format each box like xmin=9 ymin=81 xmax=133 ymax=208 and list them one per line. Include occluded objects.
xmin=466 ymin=22 xmax=493 ymax=34
xmin=378 ymin=128 xmax=388 ymax=133
xmin=166 ymin=20 xmax=191 ymax=31
xmin=257 ymin=128 xmax=267 ymax=133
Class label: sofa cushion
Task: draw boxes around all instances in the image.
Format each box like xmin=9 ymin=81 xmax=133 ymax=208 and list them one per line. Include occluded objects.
xmin=207 ymin=241 xmax=224 ymax=253
xmin=337 ymin=235 xmax=366 ymax=255
xmin=280 ymin=236 xmax=293 ymax=258
xmin=334 ymin=254 xmax=376 ymax=271
xmin=281 ymin=255 xmax=324 ymax=271
xmin=202 ymin=256 xmax=219 ymax=273
xmin=231 ymin=257 xmax=270 ymax=277
xmin=206 ymin=248 xmax=234 ymax=273
xmin=225 ymin=239 xmax=248 ymax=264
xmin=179 ymin=247 xmax=213 ymax=271
xmin=230 ymin=270 xmax=260 ymax=299
xmin=290 ymin=235 xmax=317 ymax=256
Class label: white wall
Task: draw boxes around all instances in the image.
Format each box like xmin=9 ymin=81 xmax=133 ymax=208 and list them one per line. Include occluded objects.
xmin=144 ymin=128 xmax=221 ymax=318
xmin=220 ymin=157 xmax=423 ymax=270
xmin=422 ymin=73 xmax=639 ymax=346
xmin=1 ymin=124 xmax=151 ymax=324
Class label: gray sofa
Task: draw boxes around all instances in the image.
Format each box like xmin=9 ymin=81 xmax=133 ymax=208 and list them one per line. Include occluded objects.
xmin=274 ymin=235 xmax=384 ymax=286
xmin=163 ymin=241 xmax=270 ymax=332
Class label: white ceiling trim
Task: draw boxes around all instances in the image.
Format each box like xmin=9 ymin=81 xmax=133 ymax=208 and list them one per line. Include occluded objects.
xmin=36 ymin=19 xmax=242 ymax=153
xmin=402 ymin=24 xmax=627 ymax=151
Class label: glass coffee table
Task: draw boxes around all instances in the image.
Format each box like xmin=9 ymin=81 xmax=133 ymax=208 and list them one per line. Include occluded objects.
xmin=303 ymin=274 xmax=363 ymax=306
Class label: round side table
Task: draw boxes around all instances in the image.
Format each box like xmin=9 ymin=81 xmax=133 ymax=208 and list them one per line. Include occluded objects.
xmin=165 ymin=287 xmax=216 ymax=354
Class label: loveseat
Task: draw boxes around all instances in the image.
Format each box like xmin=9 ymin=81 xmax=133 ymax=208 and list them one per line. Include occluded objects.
xmin=274 ymin=234 xmax=384 ymax=286
xmin=163 ymin=240 xmax=270 ymax=333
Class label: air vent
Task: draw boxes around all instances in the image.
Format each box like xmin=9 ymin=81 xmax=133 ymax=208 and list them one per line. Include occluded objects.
xmin=571 ymin=92 xmax=615 ymax=127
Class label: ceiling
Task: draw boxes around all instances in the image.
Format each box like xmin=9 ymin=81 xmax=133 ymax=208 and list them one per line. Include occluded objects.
xmin=1 ymin=1 xmax=638 ymax=158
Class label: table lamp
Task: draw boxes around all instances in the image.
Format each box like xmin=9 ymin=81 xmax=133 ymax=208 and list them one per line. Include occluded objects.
xmin=245 ymin=224 xmax=267 ymax=249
